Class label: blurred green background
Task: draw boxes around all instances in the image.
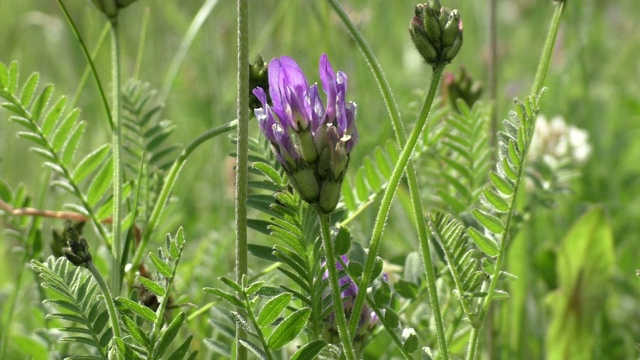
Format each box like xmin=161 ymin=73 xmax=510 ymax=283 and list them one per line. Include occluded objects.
xmin=1 ymin=0 xmax=639 ymax=359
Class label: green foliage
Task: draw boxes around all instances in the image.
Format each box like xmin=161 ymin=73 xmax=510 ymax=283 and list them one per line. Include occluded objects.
xmin=115 ymin=227 xmax=194 ymax=360
xmin=30 ymin=257 xmax=111 ymax=359
xmin=467 ymin=93 xmax=544 ymax=258
xmin=434 ymin=100 xmax=492 ymax=215
xmin=546 ymin=207 xmax=614 ymax=360
xmin=0 ymin=61 xmax=111 ymax=242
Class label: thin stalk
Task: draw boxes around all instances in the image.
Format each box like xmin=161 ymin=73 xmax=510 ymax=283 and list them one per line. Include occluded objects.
xmin=56 ymin=0 xmax=113 ymax=129
xmin=319 ymin=212 xmax=357 ymax=360
xmin=128 ymin=120 xmax=238 ymax=284
xmin=71 ymin=23 xmax=110 ymax=108
xmin=110 ymin=20 xmax=124 ymax=296
xmin=241 ymin=291 xmax=274 ymax=360
xmin=488 ymin=0 xmax=498 ymax=149
xmin=133 ymin=7 xmax=150 ymax=80
xmin=325 ymin=3 xmax=449 ymax=356
xmin=466 ymin=4 xmax=566 ymax=359
xmin=87 ymin=262 xmax=122 ymax=339
xmin=159 ymin=0 xmax=220 ymax=104
xmin=235 ymin=0 xmax=250 ymax=359
xmin=531 ymin=1 xmax=565 ymax=95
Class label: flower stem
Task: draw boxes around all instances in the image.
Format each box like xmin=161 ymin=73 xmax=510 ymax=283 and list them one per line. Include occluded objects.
xmin=56 ymin=0 xmax=113 ymax=129
xmin=326 ymin=3 xmax=449 ymax=356
xmin=109 ymin=19 xmax=124 ymax=296
xmin=127 ymin=120 xmax=238 ymax=285
xmin=319 ymin=211 xmax=357 ymax=360
xmin=241 ymin=289 xmax=273 ymax=360
xmin=466 ymin=4 xmax=566 ymax=359
xmin=87 ymin=262 xmax=122 ymax=339
xmin=235 ymin=0 xmax=250 ymax=359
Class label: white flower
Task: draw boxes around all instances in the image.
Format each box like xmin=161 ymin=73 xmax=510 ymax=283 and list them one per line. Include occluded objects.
xmin=529 ymin=115 xmax=591 ymax=165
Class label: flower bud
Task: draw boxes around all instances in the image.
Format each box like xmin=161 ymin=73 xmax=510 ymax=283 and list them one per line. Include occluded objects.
xmin=319 ymin=179 xmax=342 ymax=213
xmin=89 ymin=0 xmax=139 ymax=20
xmin=290 ymin=167 xmax=320 ymax=203
xmin=409 ymin=2 xmax=463 ymax=67
xmin=62 ymin=222 xmax=93 ymax=267
xmin=249 ymin=55 xmax=269 ymax=111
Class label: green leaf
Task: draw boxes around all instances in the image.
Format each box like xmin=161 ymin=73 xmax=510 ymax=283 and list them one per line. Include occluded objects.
xmin=482 ymin=189 xmax=509 ymax=213
xmin=341 ymin=178 xmax=356 ymax=211
xmin=354 ymin=167 xmax=369 ymax=202
xmin=137 ymin=276 xmax=165 ymax=297
xmin=73 ymin=144 xmax=111 ymax=183
xmin=472 ymin=209 xmax=505 ymax=234
xmin=41 ymin=95 xmax=66 ymax=136
xmin=467 ymin=228 xmax=499 ymax=257
xmin=0 ymin=61 xmax=8 ymax=88
xmin=333 ymin=226 xmax=351 ymax=256
xmin=13 ymin=334 xmax=48 ymax=360
xmin=219 ymin=276 xmax=243 ymax=293
xmin=373 ymin=280 xmax=391 ymax=308
xmin=290 ymin=340 xmax=327 ymax=360
xmin=546 ymin=207 xmax=615 ymax=360
xmin=122 ymin=314 xmax=150 ymax=347
xmin=86 ymin=159 xmax=113 ymax=207
xmin=31 ymin=84 xmax=54 ymax=121
xmin=168 ymin=335 xmax=193 ymax=360
xmin=489 ymin=171 xmax=513 ymax=196
xmin=116 ymin=297 xmax=157 ymax=323
xmin=252 ymin=162 xmax=283 ymax=185
xmin=8 ymin=61 xmax=18 ymax=94
xmin=61 ymin=121 xmax=86 ymax=165
xmin=203 ymin=288 xmax=244 ymax=308
xmin=149 ymin=251 xmax=172 ymax=278
xmin=153 ymin=312 xmax=185 ymax=359
xmin=267 ymin=307 xmax=311 ymax=350
xmin=52 ymin=108 xmax=81 ymax=152
xmin=257 ymin=292 xmax=292 ymax=326
xmin=245 ymin=280 xmax=265 ymax=295
xmin=20 ymin=72 xmax=39 ymax=107
xmin=238 ymin=339 xmax=267 ymax=360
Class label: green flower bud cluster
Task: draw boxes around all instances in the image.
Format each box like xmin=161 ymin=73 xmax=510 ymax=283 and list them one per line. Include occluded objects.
xmin=90 ymin=0 xmax=138 ymax=20
xmin=249 ymin=55 xmax=269 ymax=112
xmin=409 ymin=0 xmax=463 ymax=67
xmin=62 ymin=222 xmax=93 ymax=267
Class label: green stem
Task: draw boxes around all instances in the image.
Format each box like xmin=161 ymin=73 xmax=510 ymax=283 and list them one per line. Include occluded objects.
xmin=72 ymin=23 xmax=110 ymax=108
xmin=128 ymin=120 xmax=238 ymax=284
xmin=56 ymin=0 xmax=113 ymax=129
xmin=466 ymin=4 xmax=566 ymax=359
xmin=159 ymin=0 xmax=220 ymax=104
xmin=133 ymin=7 xmax=150 ymax=80
xmin=236 ymin=0 xmax=250 ymax=359
xmin=319 ymin=212 xmax=357 ymax=360
xmin=531 ymin=1 xmax=565 ymax=95
xmin=87 ymin=262 xmax=122 ymax=339
xmin=110 ymin=20 xmax=124 ymax=296
xmin=241 ymin=290 xmax=273 ymax=360
xmin=325 ymin=3 xmax=449 ymax=356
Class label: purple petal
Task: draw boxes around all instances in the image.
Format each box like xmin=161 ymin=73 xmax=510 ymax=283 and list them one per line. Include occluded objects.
xmin=307 ymin=83 xmax=326 ymax=132
xmin=319 ymin=54 xmax=337 ymax=120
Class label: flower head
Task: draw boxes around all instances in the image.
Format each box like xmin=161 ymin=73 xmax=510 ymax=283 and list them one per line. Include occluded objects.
xmin=253 ymin=54 xmax=358 ymax=212
xmin=409 ymin=1 xmax=463 ymax=67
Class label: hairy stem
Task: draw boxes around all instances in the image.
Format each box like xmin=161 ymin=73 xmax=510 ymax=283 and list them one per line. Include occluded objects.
xmin=110 ymin=19 xmax=124 ymax=296
xmin=319 ymin=212 xmax=357 ymax=360
xmin=87 ymin=262 xmax=122 ymax=339
xmin=128 ymin=120 xmax=238 ymax=284
xmin=235 ymin=0 xmax=250 ymax=359
xmin=241 ymin=288 xmax=273 ymax=360
xmin=466 ymin=3 xmax=565 ymax=359
xmin=56 ymin=0 xmax=113 ymax=129
xmin=325 ymin=3 xmax=449 ymax=356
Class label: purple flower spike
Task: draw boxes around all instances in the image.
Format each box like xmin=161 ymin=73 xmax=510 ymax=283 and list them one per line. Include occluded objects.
xmin=253 ymin=54 xmax=358 ymax=212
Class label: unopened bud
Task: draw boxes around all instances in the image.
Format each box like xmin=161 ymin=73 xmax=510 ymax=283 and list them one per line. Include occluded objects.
xmin=319 ymin=179 xmax=342 ymax=213
xmin=409 ymin=2 xmax=463 ymax=67
xmin=62 ymin=222 xmax=93 ymax=267
xmin=290 ymin=167 xmax=320 ymax=203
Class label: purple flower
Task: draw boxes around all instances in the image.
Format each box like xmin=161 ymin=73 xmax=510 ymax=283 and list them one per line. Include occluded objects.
xmin=322 ymin=256 xmax=379 ymax=354
xmin=253 ymin=54 xmax=358 ymax=212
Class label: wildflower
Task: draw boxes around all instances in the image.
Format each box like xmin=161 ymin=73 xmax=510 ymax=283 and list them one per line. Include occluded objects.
xmin=322 ymin=256 xmax=379 ymax=355
xmin=529 ymin=115 xmax=591 ymax=164
xmin=409 ymin=1 xmax=463 ymax=67
xmin=90 ymin=0 xmax=138 ymax=19
xmin=253 ymin=54 xmax=358 ymax=213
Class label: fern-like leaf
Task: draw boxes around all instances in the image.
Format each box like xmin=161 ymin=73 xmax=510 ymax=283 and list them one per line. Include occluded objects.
xmin=0 ymin=61 xmax=110 ymax=241
xmin=31 ymin=257 xmax=109 ymax=359
xmin=427 ymin=212 xmax=487 ymax=318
